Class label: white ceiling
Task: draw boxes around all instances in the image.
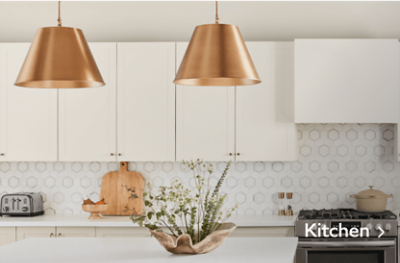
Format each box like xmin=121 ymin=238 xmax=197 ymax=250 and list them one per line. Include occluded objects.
xmin=0 ymin=1 xmax=400 ymax=42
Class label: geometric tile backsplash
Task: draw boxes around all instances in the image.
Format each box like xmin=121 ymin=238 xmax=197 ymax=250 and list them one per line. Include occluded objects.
xmin=0 ymin=123 xmax=399 ymax=216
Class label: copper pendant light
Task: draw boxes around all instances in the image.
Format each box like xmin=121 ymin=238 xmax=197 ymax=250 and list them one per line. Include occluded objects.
xmin=174 ymin=1 xmax=261 ymax=86
xmin=15 ymin=1 xmax=105 ymax=88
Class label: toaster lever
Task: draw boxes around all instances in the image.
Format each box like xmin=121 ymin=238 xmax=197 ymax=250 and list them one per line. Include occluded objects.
xmin=16 ymin=198 xmax=21 ymax=210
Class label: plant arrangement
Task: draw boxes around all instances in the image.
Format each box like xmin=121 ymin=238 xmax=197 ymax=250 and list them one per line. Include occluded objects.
xmin=125 ymin=159 xmax=238 ymax=245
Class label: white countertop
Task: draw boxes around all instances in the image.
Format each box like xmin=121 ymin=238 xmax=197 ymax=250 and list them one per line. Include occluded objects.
xmin=0 ymin=237 xmax=298 ymax=263
xmin=0 ymin=214 xmax=296 ymax=227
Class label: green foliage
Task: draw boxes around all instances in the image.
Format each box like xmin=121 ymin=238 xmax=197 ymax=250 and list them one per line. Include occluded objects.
xmin=124 ymin=159 xmax=238 ymax=244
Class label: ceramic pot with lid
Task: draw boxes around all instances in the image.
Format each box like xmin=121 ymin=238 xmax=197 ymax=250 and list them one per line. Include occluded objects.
xmin=350 ymin=186 xmax=393 ymax=212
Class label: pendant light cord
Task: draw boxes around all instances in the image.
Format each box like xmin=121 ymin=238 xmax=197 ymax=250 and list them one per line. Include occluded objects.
xmin=57 ymin=1 xmax=62 ymax=27
xmin=215 ymin=1 xmax=220 ymax=24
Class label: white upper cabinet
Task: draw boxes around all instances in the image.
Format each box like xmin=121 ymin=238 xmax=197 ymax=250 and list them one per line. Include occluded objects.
xmin=0 ymin=43 xmax=57 ymax=162
xmin=117 ymin=43 xmax=175 ymax=162
xmin=236 ymin=42 xmax=297 ymax=161
xmin=176 ymin=42 xmax=296 ymax=162
xmin=176 ymin=42 xmax=235 ymax=162
xmin=59 ymin=43 xmax=117 ymax=162
xmin=295 ymin=39 xmax=399 ymax=123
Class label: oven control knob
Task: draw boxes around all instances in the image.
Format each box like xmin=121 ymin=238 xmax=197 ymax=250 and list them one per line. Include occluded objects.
xmin=385 ymin=223 xmax=392 ymax=231
xmin=366 ymin=223 xmax=373 ymax=231
xmin=375 ymin=223 xmax=383 ymax=231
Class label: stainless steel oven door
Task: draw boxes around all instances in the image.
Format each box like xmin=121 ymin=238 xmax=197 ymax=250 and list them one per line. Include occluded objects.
xmin=296 ymin=238 xmax=397 ymax=263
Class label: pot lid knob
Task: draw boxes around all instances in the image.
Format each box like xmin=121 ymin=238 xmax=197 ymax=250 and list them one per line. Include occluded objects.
xmin=369 ymin=185 xmax=374 ymax=189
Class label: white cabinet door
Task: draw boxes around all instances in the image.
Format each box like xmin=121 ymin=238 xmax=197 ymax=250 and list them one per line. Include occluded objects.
xmin=0 ymin=43 xmax=58 ymax=162
xmin=56 ymin=227 xmax=95 ymax=238
xmin=176 ymin=42 xmax=235 ymax=161
xmin=295 ymin=39 xmax=399 ymax=123
xmin=117 ymin=43 xmax=175 ymax=162
xmin=0 ymin=227 xmax=15 ymax=246
xmin=16 ymin=227 xmax=56 ymax=241
xmin=95 ymin=227 xmax=150 ymax=238
xmin=236 ymin=42 xmax=297 ymax=161
xmin=59 ymin=43 xmax=117 ymax=162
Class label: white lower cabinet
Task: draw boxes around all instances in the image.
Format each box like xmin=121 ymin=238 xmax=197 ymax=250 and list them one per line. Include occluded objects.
xmin=95 ymin=227 xmax=150 ymax=238
xmin=16 ymin=227 xmax=55 ymax=241
xmin=0 ymin=227 xmax=16 ymax=246
xmin=229 ymin=227 xmax=294 ymax=238
xmin=3 ymin=226 xmax=293 ymax=245
xmin=16 ymin=227 xmax=95 ymax=241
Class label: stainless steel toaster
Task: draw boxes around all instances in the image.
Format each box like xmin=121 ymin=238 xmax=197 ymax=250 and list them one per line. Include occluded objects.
xmin=0 ymin=192 xmax=44 ymax=217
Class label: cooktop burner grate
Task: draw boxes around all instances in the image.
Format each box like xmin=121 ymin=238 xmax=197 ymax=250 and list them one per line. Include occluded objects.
xmin=297 ymin=209 xmax=397 ymax=220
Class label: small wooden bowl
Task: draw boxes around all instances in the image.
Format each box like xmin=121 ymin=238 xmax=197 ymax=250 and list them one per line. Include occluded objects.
xmin=82 ymin=205 xmax=108 ymax=219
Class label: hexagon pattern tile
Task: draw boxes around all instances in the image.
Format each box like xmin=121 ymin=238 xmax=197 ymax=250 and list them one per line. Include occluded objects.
xmin=0 ymin=124 xmax=399 ymax=215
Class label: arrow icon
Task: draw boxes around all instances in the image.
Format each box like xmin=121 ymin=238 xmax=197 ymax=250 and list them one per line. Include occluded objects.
xmin=378 ymin=227 xmax=385 ymax=238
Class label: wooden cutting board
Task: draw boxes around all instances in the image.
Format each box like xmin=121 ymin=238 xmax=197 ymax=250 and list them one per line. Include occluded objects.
xmin=100 ymin=162 xmax=144 ymax=216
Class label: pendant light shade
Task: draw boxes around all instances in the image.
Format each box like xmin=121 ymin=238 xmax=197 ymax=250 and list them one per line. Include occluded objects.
xmin=15 ymin=2 xmax=104 ymax=88
xmin=174 ymin=24 xmax=261 ymax=86
xmin=173 ymin=1 xmax=260 ymax=86
xmin=15 ymin=27 xmax=104 ymax=88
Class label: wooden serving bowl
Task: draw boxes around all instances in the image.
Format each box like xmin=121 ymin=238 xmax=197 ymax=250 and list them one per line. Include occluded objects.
xmin=82 ymin=205 xmax=108 ymax=219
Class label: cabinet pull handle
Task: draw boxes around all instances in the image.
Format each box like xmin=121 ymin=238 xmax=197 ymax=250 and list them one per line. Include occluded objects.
xmin=50 ymin=233 xmax=53 ymax=238
xmin=118 ymin=153 xmax=121 ymax=156
xmin=0 ymin=153 xmax=4 ymax=156
xmin=229 ymin=153 xmax=233 ymax=156
xmin=237 ymin=153 xmax=240 ymax=156
xmin=58 ymin=233 xmax=61 ymax=238
xmin=110 ymin=153 xmax=114 ymax=156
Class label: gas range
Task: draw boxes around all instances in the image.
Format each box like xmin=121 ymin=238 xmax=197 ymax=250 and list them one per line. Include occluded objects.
xmin=295 ymin=209 xmax=397 ymax=237
xmin=295 ymin=209 xmax=398 ymax=263
xmin=298 ymin=208 xmax=397 ymax=220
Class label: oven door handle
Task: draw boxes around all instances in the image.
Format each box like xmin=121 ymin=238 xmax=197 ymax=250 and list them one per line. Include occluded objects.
xmin=298 ymin=240 xmax=395 ymax=247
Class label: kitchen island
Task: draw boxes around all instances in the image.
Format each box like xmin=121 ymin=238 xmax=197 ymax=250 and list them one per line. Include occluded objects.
xmin=0 ymin=237 xmax=298 ymax=263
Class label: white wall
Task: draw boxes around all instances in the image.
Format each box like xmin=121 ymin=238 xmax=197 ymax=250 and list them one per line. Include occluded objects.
xmin=0 ymin=1 xmax=400 ymax=42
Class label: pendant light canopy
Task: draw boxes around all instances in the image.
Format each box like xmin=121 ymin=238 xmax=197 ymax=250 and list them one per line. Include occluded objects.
xmin=174 ymin=1 xmax=261 ymax=86
xmin=15 ymin=2 xmax=104 ymax=88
